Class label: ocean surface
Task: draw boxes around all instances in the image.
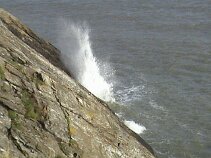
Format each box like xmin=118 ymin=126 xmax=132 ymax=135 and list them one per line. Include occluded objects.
xmin=1 ymin=0 xmax=210 ymax=157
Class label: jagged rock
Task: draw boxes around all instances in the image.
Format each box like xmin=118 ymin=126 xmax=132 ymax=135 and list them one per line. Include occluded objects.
xmin=0 ymin=8 xmax=155 ymax=158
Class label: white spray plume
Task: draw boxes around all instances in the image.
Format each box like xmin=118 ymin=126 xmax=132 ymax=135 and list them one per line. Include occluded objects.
xmin=57 ymin=20 xmax=115 ymax=102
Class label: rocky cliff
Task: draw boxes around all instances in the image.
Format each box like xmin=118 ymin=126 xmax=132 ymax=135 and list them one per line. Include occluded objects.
xmin=0 ymin=8 xmax=155 ymax=158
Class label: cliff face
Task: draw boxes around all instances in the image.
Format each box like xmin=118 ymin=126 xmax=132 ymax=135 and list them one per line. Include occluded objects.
xmin=0 ymin=8 xmax=155 ymax=158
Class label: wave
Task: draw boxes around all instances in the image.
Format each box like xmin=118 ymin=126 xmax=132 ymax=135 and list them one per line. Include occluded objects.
xmin=57 ymin=20 xmax=115 ymax=102
xmin=115 ymin=111 xmax=146 ymax=134
xmin=124 ymin=120 xmax=146 ymax=134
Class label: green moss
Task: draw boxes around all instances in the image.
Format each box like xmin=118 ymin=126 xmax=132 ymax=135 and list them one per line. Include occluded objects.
xmin=8 ymin=110 xmax=21 ymax=130
xmin=21 ymin=90 xmax=40 ymax=120
xmin=25 ymin=107 xmax=39 ymax=120
xmin=21 ymin=90 xmax=34 ymax=107
xmin=8 ymin=110 xmax=17 ymax=120
xmin=0 ymin=66 xmax=5 ymax=80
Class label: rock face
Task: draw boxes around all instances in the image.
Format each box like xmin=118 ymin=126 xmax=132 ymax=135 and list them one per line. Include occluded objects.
xmin=0 ymin=8 xmax=155 ymax=158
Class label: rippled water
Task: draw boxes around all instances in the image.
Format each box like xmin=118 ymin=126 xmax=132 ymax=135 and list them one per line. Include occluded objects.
xmin=1 ymin=0 xmax=211 ymax=157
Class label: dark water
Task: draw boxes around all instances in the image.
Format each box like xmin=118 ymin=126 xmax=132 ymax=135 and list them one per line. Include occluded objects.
xmin=1 ymin=0 xmax=211 ymax=157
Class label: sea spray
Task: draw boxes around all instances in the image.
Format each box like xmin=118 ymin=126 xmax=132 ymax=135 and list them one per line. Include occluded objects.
xmin=57 ymin=20 xmax=148 ymax=135
xmin=124 ymin=120 xmax=146 ymax=134
xmin=57 ymin=21 xmax=115 ymax=102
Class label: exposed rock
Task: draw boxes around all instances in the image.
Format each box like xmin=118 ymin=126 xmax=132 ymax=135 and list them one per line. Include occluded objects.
xmin=0 ymin=8 xmax=155 ymax=158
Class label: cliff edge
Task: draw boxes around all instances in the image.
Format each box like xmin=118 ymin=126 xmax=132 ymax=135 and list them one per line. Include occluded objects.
xmin=0 ymin=8 xmax=155 ymax=158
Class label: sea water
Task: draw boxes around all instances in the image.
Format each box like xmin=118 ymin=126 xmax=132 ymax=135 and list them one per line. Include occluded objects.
xmin=1 ymin=0 xmax=210 ymax=157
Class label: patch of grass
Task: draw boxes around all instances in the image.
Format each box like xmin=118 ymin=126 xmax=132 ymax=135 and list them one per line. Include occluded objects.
xmin=8 ymin=110 xmax=17 ymax=120
xmin=21 ymin=90 xmax=40 ymax=120
xmin=8 ymin=110 xmax=21 ymax=130
xmin=0 ymin=66 xmax=5 ymax=80
xmin=25 ymin=108 xmax=39 ymax=120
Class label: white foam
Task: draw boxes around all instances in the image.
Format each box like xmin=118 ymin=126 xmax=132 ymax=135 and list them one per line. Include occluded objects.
xmin=124 ymin=120 xmax=146 ymax=134
xmin=57 ymin=20 xmax=115 ymax=102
